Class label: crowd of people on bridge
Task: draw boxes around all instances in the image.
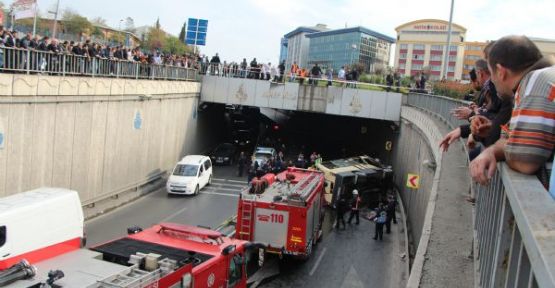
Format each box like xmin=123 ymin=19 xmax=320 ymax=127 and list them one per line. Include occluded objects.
xmin=201 ymin=52 xmax=365 ymax=87
xmin=0 ymin=26 xmax=201 ymax=72
xmin=439 ymin=35 xmax=555 ymax=200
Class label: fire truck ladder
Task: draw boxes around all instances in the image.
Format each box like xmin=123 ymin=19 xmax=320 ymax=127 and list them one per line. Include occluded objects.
xmin=291 ymin=173 xmax=319 ymax=200
xmin=239 ymin=200 xmax=255 ymax=241
xmin=93 ymin=264 xmax=163 ymax=288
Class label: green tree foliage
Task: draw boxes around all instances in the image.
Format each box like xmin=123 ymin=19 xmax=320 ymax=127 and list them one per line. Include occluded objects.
xmin=62 ymin=9 xmax=92 ymax=35
xmin=91 ymin=26 xmax=103 ymax=38
xmin=145 ymin=25 xmax=164 ymax=51
xmin=90 ymin=17 xmax=107 ymax=26
xmin=178 ymin=22 xmax=186 ymax=43
xmin=163 ymin=35 xmax=191 ymax=55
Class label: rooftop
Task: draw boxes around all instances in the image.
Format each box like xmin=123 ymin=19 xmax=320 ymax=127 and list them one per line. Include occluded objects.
xmin=283 ymin=24 xmax=329 ymax=39
xmin=305 ymin=26 xmax=396 ymax=43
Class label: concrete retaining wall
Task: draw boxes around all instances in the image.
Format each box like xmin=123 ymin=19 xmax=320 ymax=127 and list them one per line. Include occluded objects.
xmin=0 ymin=74 xmax=201 ymax=217
xmin=391 ymin=107 xmax=441 ymax=258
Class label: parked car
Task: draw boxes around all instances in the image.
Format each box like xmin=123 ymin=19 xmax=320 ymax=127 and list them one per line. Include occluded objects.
xmin=210 ymin=143 xmax=237 ymax=165
xmin=253 ymin=147 xmax=277 ymax=166
xmin=166 ymin=155 xmax=212 ymax=195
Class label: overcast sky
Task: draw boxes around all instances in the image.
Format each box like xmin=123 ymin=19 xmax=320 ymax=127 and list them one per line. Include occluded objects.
xmin=5 ymin=0 xmax=555 ymax=64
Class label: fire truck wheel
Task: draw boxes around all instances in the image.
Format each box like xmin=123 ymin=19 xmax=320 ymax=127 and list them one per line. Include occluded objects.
xmin=194 ymin=185 xmax=199 ymax=195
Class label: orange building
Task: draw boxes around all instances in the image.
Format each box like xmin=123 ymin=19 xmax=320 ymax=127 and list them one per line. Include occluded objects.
xmin=462 ymin=41 xmax=488 ymax=80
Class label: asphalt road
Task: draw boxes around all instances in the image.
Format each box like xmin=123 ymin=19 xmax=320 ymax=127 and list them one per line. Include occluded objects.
xmin=84 ymin=164 xmax=246 ymax=246
xmin=85 ymin=108 xmax=406 ymax=287
xmin=85 ymin=164 xmax=407 ymax=288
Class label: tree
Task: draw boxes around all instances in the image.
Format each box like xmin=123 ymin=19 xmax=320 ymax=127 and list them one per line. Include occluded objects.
xmin=90 ymin=17 xmax=107 ymax=26
xmin=145 ymin=19 xmax=164 ymax=51
xmin=62 ymin=9 xmax=92 ymax=35
xmin=373 ymin=63 xmax=386 ymax=76
xmin=163 ymin=35 xmax=191 ymax=55
xmin=124 ymin=17 xmax=135 ymax=33
xmin=91 ymin=26 xmax=103 ymax=38
xmin=178 ymin=22 xmax=186 ymax=43
xmin=155 ymin=17 xmax=160 ymax=30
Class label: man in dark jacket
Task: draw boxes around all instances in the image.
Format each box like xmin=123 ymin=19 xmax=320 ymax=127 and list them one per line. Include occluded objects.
xmin=385 ymin=196 xmax=397 ymax=233
xmin=210 ymin=53 xmax=221 ymax=75
xmin=278 ymin=60 xmax=285 ymax=82
xmin=335 ymin=196 xmax=347 ymax=230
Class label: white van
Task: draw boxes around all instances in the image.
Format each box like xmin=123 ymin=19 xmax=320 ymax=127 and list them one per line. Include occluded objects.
xmin=0 ymin=188 xmax=84 ymax=270
xmin=166 ymin=155 xmax=213 ymax=195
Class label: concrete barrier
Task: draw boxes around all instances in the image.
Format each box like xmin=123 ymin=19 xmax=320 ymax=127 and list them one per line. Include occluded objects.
xmin=0 ymin=74 xmax=201 ymax=218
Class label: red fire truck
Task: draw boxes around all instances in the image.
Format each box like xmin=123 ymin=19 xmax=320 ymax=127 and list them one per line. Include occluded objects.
xmin=235 ymin=167 xmax=325 ymax=259
xmin=0 ymin=188 xmax=254 ymax=288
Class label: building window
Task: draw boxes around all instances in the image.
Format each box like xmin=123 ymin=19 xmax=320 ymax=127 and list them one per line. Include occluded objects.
xmin=412 ymin=64 xmax=423 ymax=70
xmin=400 ymin=53 xmax=407 ymax=59
xmin=413 ymin=54 xmax=421 ymax=60
xmin=447 ymin=66 xmax=455 ymax=72
xmin=431 ymin=45 xmax=443 ymax=51
xmin=448 ymin=55 xmax=457 ymax=62
xmin=450 ymin=45 xmax=458 ymax=51
xmin=413 ymin=44 xmax=425 ymax=50
xmin=430 ymin=54 xmax=442 ymax=61
xmin=400 ymin=44 xmax=408 ymax=49
xmin=399 ymin=63 xmax=406 ymax=69
xmin=431 ymin=65 xmax=441 ymax=71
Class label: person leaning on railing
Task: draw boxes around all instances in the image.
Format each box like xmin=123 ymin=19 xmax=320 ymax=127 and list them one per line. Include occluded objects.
xmin=440 ymin=58 xmax=513 ymax=161
xmin=469 ymin=36 xmax=555 ymax=197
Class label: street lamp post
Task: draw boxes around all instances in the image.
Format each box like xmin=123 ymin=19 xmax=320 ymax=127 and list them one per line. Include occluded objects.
xmin=442 ymin=0 xmax=455 ymax=80
xmin=50 ymin=0 xmax=61 ymax=39
xmin=118 ymin=19 xmax=124 ymax=45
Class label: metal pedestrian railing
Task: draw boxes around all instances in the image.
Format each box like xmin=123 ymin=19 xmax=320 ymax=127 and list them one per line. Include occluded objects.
xmin=0 ymin=46 xmax=198 ymax=81
xmin=407 ymin=93 xmax=555 ymax=288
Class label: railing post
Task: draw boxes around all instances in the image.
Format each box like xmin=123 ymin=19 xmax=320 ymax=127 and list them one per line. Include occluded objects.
xmin=116 ymin=61 xmax=120 ymax=78
xmin=135 ymin=63 xmax=139 ymax=80
xmin=62 ymin=54 xmax=66 ymax=76
xmin=25 ymin=49 xmax=31 ymax=74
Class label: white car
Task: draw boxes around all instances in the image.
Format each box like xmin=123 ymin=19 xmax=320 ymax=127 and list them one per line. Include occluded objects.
xmin=166 ymin=155 xmax=213 ymax=195
xmin=253 ymin=147 xmax=277 ymax=166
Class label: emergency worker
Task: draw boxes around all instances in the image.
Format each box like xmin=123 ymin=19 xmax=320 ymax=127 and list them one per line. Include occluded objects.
xmin=348 ymin=189 xmax=361 ymax=225
xmin=335 ymin=196 xmax=347 ymax=230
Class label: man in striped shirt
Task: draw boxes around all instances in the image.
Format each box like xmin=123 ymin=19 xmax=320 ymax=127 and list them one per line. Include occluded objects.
xmin=470 ymin=35 xmax=555 ymax=185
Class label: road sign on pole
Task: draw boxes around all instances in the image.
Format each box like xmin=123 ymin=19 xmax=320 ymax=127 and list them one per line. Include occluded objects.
xmin=385 ymin=141 xmax=392 ymax=151
xmin=406 ymin=173 xmax=419 ymax=189
xmin=185 ymin=18 xmax=208 ymax=46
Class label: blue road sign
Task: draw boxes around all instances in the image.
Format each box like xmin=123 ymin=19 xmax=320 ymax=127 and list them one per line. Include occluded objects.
xmin=185 ymin=18 xmax=208 ymax=46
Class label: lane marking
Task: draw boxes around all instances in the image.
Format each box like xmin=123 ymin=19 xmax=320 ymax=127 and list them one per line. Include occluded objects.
xmin=205 ymin=187 xmax=244 ymax=192
xmin=309 ymin=247 xmax=327 ymax=276
xmin=161 ymin=206 xmax=188 ymax=223
xmin=213 ymin=178 xmax=248 ymax=184
xmin=201 ymin=191 xmax=240 ymax=197
xmin=210 ymin=183 xmax=247 ymax=188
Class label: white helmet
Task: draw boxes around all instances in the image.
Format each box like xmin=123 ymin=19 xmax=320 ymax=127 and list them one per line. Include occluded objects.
xmin=352 ymin=189 xmax=359 ymax=195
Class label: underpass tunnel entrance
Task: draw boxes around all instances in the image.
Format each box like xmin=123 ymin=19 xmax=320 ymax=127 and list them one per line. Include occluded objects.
xmin=198 ymin=103 xmax=398 ymax=165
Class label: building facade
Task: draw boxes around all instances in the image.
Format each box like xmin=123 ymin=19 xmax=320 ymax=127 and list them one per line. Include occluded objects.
xmin=462 ymin=38 xmax=554 ymax=81
xmin=306 ymin=27 xmax=395 ymax=73
xmin=530 ymin=37 xmax=555 ymax=58
xmin=394 ymin=19 xmax=467 ymax=80
xmin=283 ymin=24 xmax=328 ymax=71
xmin=462 ymin=41 xmax=488 ymax=80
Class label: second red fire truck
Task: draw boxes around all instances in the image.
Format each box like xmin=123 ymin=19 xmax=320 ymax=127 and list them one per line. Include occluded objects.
xmin=235 ymin=168 xmax=326 ymax=259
